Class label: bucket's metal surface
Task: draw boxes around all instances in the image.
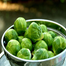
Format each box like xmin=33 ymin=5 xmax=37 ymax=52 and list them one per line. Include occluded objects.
xmin=1 ymin=19 xmax=66 ymax=66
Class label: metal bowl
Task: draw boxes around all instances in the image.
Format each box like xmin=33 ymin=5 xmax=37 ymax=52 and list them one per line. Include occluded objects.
xmin=1 ymin=19 xmax=66 ymax=66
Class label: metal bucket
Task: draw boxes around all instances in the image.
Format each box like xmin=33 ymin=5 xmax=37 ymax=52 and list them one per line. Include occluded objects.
xmin=1 ymin=19 xmax=66 ymax=66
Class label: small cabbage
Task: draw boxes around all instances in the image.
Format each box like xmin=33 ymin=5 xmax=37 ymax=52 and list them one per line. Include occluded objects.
xmin=17 ymin=48 xmax=31 ymax=60
xmin=18 ymin=36 xmax=23 ymax=44
xmin=32 ymin=48 xmax=48 ymax=60
xmin=52 ymin=36 xmax=66 ymax=55
xmin=34 ymin=40 xmax=48 ymax=50
xmin=14 ymin=17 xmax=27 ymax=35
xmin=48 ymin=51 xmax=54 ymax=58
xmin=43 ymin=32 xmax=53 ymax=47
xmin=6 ymin=39 xmax=20 ymax=55
xmin=48 ymin=31 xmax=57 ymax=38
xmin=24 ymin=29 xmax=28 ymax=38
xmin=40 ymin=24 xmax=48 ymax=33
xmin=5 ymin=29 xmax=18 ymax=42
xmin=27 ymin=22 xmax=43 ymax=42
xmin=21 ymin=38 xmax=32 ymax=51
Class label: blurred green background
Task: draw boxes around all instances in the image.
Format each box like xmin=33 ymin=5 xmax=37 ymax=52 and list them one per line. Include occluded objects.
xmin=0 ymin=0 xmax=66 ymax=53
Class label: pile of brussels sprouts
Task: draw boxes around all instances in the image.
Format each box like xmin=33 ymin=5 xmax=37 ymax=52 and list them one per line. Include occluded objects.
xmin=5 ymin=17 xmax=66 ymax=60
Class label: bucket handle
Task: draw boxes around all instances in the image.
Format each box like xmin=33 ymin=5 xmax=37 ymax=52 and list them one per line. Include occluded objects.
xmin=0 ymin=51 xmax=4 ymax=58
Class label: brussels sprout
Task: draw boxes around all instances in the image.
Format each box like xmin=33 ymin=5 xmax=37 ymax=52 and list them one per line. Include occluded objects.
xmin=32 ymin=48 xmax=48 ymax=60
xmin=17 ymin=48 xmax=31 ymax=60
xmin=6 ymin=39 xmax=20 ymax=56
xmin=48 ymin=31 xmax=57 ymax=38
xmin=21 ymin=38 xmax=32 ymax=51
xmin=32 ymin=50 xmax=36 ymax=55
xmin=52 ymin=36 xmax=66 ymax=55
xmin=24 ymin=29 xmax=28 ymax=38
xmin=27 ymin=22 xmax=43 ymax=42
xmin=43 ymin=32 xmax=53 ymax=47
xmin=40 ymin=24 xmax=48 ymax=33
xmin=18 ymin=36 xmax=23 ymax=44
xmin=34 ymin=40 xmax=48 ymax=50
xmin=14 ymin=17 xmax=27 ymax=35
xmin=48 ymin=51 xmax=54 ymax=58
xmin=5 ymin=29 xmax=18 ymax=42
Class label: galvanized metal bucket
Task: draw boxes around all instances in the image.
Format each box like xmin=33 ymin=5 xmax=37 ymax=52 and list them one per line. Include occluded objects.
xmin=1 ymin=19 xmax=66 ymax=66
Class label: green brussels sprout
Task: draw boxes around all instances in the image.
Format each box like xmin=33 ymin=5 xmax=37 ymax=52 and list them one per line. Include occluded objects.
xmin=5 ymin=29 xmax=18 ymax=42
xmin=14 ymin=17 xmax=27 ymax=35
xmin=43 ymin=32 xmax=53 ymax=47
xmin=24 ymin=29 xmax=28 ymax=38
xmin=34 ymin=40 xmax=48 ymax=50
xmin=18 ymin=36 xmax=23 ymax=44
xmin=52 ymin=36 xmax=66 ymax=55
xmin=40 ymin=24 xmax=48 ymax=33
xmin=32 ymin=48 xmax=48 ymax=60
xmin=21 ymin=38 xmax=32 ymax=51
xmin=6 ymin=39 xmax=20 ymax=56
xmin=32 ymin=50 xmax=36 ymax=55
xmin=48 ymin=31 xmax=57 ymax=38
xmin=48 ymin=51 xmax=54 ymax=58
xmin=27 ymin=22 xmax=43 ymax=42
xmin=17 ymin=48 xmax=31 ymax=60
